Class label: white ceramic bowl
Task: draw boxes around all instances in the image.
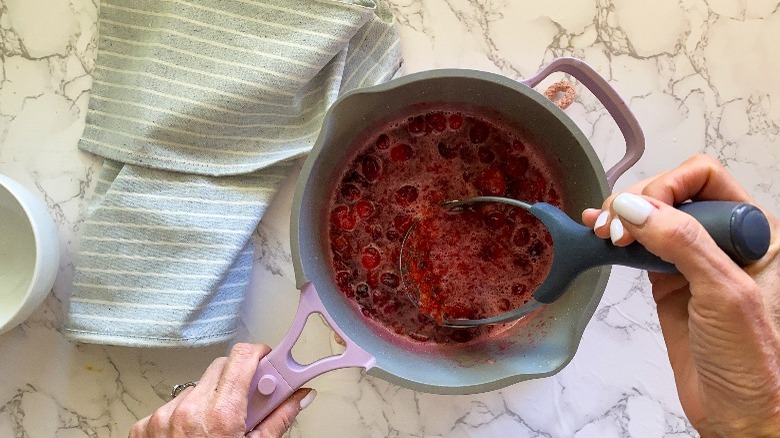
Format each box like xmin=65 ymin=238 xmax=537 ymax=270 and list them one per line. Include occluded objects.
xmin=0 ymin=174 xmax=59 ymax=335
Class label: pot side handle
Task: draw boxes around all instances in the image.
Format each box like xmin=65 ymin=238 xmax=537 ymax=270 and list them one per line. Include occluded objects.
xmin=521 ymin=57 xmax=645 ymax=189
xmin=245 ymin=282 xmax=376 ymax=433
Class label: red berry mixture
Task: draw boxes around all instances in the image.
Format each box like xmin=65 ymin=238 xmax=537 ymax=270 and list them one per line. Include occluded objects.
xmin=327 ymin=107 xmax=563 ymax=344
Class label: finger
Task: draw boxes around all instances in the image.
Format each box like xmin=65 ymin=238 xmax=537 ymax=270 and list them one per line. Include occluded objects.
xmin=624 ymin=171 xmax=671 ymax=195
xmin=129 ymin=416 xmax=150 ymax=438
xmin=584 ymin=206 xmax=638 ymax=244
xmin=213 ymin=343 xmax=270 ymax=411
xmin=593 ymin=208 xmax=612 ymax=239
xmin=594 ymin=191 xmax=632 ymax=240
xmin=144 ymin=396 xmax=183 ymax=437
xmin=187 ymin=356 xmax=227 ymax=398
xmin=652 ymin=287 xmax=696 ymax=402
xmin=641 ymin=154 xmax=753 ymax=205
xmin=581 ymin=208 xmax=601 ymax=227
xmin=585 ymin=205 xmax=636 ymax=246
xmin=607 ymin=216 xmax=636 ymax=247
xmin=247 ymin=388 xmax=316 ymax=438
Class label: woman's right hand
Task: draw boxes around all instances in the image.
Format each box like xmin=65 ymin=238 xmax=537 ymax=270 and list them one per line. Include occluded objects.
xmin=582 ymin=155 xmax=780 ymax=437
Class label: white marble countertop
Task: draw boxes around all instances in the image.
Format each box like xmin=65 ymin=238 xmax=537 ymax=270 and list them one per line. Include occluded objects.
xmin=1 ymin=0 xmax=779 ymax=436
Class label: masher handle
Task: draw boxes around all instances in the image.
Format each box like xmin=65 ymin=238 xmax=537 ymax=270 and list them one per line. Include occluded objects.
xmin=530 ymin=201 xmax=771 ymax=304
xmin=676 ymin=201 xmax=771 ymax=264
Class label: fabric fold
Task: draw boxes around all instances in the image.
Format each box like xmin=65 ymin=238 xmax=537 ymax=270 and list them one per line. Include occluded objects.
xmin=66 ymin=0 xmax=402 ymax=346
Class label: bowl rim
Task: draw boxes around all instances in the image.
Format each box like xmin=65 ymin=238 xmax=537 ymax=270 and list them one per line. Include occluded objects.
xmin=0 ymin=174 xmax=55 ymax=331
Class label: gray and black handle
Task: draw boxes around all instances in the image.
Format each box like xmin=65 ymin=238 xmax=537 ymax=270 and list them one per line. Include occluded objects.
xmin=530 ymin=201 xmax=772 ymax=304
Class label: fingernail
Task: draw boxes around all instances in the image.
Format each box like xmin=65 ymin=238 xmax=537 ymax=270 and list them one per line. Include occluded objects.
xmin=299 ymin=389 xmax=317 ymax=410
xmin=610 ymin=218 xmax=624 ymax=244
xmin=613 ymin=193 xmax=654 ymax=225
xmin=594 ymin=210 xmax=609 ymax=230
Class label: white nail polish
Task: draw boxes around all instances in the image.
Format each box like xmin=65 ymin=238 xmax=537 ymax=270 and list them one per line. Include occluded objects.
xmin=299 ymin=389 xmax=317 ymax=410
xmin=613 ymin=193 xmax=654 ymax=225
xmin=594 ymin=210 xmax=609 ymax=230
xmin=610 ymin=218 xmax=624 ymax=244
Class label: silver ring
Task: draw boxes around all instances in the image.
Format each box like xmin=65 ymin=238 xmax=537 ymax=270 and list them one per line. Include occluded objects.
xmin=171 ymin=381 xmax=198 ymax=398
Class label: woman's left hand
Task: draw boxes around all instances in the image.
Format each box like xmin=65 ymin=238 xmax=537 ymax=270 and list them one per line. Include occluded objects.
xmin=129 ymin=343 xmax=315 ymax=438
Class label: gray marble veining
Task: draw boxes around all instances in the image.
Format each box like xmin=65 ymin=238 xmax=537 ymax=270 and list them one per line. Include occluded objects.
xmin=2 ymin=0 xmax=779 ymax=436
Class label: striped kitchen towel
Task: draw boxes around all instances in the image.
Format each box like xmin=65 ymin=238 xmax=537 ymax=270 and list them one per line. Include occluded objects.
xmin=65 ymin=0 xmax=402 ymax=347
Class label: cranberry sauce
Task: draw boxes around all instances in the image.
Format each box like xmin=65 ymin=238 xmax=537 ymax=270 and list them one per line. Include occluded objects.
xmin=327 ymin=108 xmax=564 ymax=344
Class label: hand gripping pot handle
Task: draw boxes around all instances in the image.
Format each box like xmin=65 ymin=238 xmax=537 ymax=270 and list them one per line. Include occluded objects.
xmin=245 ymin=282 xmax=376 ymax=433
xmin=521 ymin=57 xmax=645 ymax=189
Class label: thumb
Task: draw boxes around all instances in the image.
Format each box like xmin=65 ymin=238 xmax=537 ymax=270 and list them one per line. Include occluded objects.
xmin=611 ymin=193 xmax=754 ymax=299
xmin=246 ymin=388 xmax=316 ymax=438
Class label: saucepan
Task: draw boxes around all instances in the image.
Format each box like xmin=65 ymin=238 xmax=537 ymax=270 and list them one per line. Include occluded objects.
xmin=244 ymin=57 xmax=644 ymax=431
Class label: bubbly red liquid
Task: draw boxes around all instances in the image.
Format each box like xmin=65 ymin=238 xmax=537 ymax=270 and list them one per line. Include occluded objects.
xmin=327 ymin=108 xmax=563 ymax=344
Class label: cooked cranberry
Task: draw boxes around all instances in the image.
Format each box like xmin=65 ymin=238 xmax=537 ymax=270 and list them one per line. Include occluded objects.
xmin=340 ymin=184 xmax=361 ymax=202
xmin=390 ymin=143 xmax=414 ymax=162
xmin=459 ymin=144 xmax=477 ymax=163
xmin=394 ymin=214 xmax=414 ymax=234
xmin=469 ymin=121 xmax=490 ymax=143
xmin=513 ymin=228 xmax=531 ymax=246
xmin=512 ymin=255 xmax=534 ymax=275
xmin=504 ymin=156 xmax=529 ymax=177
xmin=426 ymin=113 xmax=447 ymax=132
xmin=449 ymin=113 xmax=463 ymax=130
xmin=498 ymin=298 xmax=512 ymax=311
xmin=408 ymin=116 xmax=426 ymax=136
xmin=342 ymin=171 xmax=369 ymax=188
xmin=375 ymin=134 xmax=390 ymax=150
xmin=478 ymin=147 xmax=495 ymax=163
xmin=355 ymin=200 xmax=374 ymax=219
xmin=511 ymin=283 xmax=528 ymax=295
xmin=517 ymin=176 xmax=543 ymax=201
xmin=437 ymin=141 xmax=459 ymax=159
xmin=330 ymin=205 xmax=357 ymax=230
xmin=331 ymin=234 xmax=351 ymax=256
xmin=394 ymin=185 xmax=418 ymax=205
xmin=479 ymin=242 xmax=506 ymax=261
xmin=368 ymin=225 xmax=382 ymax=242
xmin=386 ymin=229 xmax=400 ymax=241
xmin=380 ymin=272 xmax=400 ymax=288
xmin=361 ymin=155 xmax=381 ymax=182
xmin=361 ymin=247 xmax=381 ymax=270
xmin=473 ymin=167 xmax=506 ymax=196
xmin=513 ymin=139 xmax=526 ymax=152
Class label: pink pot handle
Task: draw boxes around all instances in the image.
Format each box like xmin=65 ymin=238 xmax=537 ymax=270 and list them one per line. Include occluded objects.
xmin=245 ymin=282 xmax=376 ymax=433
xmin=521 ymin=57 xmax=645 ymax=189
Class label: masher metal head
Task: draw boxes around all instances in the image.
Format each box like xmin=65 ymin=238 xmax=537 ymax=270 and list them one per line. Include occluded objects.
xmin=399 ymin=195 xmax=689 ymax=328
